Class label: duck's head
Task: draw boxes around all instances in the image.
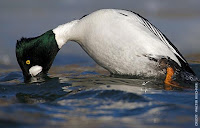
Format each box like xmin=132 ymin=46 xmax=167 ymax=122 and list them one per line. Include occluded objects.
xmin=16 ymin=30 xmax=59 ymax=82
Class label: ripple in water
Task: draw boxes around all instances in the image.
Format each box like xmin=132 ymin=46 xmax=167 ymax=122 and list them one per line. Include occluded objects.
xmin=0 ymin=64 xmax=199 ymax=128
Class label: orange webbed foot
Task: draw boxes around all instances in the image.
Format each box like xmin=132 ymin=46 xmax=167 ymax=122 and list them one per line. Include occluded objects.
xmin=164 ymin=67 xmax=185 ymax=90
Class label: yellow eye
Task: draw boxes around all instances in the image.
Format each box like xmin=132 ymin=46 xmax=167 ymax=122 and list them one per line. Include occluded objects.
xmin=26 ymin=60 xmax=30 ymax=65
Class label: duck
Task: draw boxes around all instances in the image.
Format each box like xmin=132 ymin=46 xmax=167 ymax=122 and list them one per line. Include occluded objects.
xmin=16 ymin=9 xmax=196 ymax=88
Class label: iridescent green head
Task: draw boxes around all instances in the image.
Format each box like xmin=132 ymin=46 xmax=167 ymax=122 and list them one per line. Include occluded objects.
xmin=16 ymin=30 xmax=59 ymax=82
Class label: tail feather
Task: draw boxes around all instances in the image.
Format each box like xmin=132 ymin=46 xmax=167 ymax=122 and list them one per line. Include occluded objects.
xmin=176 ymin=55 xmax=195 ymax=75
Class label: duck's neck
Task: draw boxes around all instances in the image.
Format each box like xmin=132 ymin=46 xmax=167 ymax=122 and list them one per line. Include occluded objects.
xmin=53 ymin=20 xmax=79 ymax=49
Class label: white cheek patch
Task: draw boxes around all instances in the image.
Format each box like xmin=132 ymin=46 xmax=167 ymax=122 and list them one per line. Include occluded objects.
xmin=29 ymin=65 xmax=43 ymax=77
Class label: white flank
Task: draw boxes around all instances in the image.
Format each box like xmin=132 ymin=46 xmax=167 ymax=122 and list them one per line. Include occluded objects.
xmin=29 ymin=65 xmax=43 ymax=77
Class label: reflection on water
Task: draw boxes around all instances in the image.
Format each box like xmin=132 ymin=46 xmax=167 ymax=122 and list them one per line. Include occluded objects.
xmin=0 ymin=64 xmax=199 ymax=128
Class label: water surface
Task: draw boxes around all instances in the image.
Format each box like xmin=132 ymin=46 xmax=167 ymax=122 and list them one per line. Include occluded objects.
xmin=0 ymin=64 xmax=199 ymax=128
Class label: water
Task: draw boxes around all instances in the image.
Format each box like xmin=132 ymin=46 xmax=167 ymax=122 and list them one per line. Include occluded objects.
xmin=0 ymin=64 xmax=199 ymax=128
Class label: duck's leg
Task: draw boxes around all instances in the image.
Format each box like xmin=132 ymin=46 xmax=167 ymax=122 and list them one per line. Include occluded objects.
xmin=164 ymin=67 xmax=183 ymax=90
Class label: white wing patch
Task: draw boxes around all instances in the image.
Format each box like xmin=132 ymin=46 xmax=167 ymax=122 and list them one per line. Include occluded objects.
xmin=134 ymin=14 xmax=186 ymax=63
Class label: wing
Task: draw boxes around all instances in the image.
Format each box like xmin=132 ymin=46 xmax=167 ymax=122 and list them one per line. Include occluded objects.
xmin=132 ymin=12 xmax=186 ymax=63
xmin=116 ymin=9 xmax=195 ymax=74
